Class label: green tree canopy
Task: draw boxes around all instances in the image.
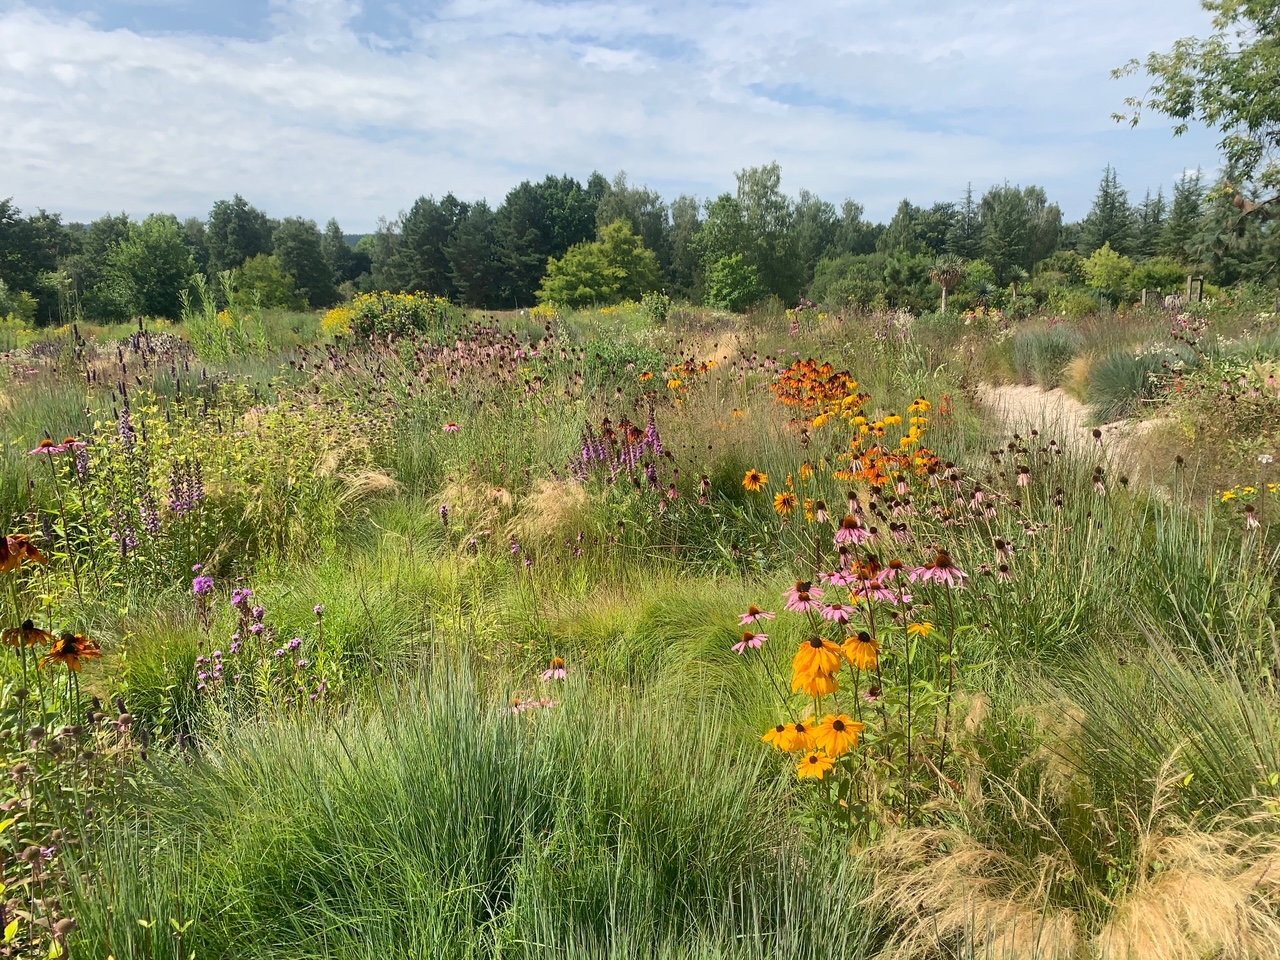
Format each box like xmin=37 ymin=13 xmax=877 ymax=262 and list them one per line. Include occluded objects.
xmin=206 ymin=195 xmax=274 ymax=275
xmin=105 ymin=215 xmax=197 ymax=319
xmin=273 ymin=217 xmax=339 ymax=307
xmin=537 ymin=219 xmax=660 ymax=308
xmin=1117 ymin=0 xmax=1280 ymax=196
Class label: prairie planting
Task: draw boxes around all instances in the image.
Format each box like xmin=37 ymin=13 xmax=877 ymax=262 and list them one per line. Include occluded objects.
xmin=0 ymin=291 xmax=1277 ymax=960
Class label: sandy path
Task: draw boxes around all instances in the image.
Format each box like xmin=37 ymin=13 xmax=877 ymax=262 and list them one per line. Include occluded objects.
xmin=975 ymin=383 xmax=1163 ymax=469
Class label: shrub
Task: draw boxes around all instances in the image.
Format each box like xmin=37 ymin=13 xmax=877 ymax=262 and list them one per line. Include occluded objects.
xmin=344 ymin=291 xmax=458 ymax=341
xmin=1048 ymin=287 xmax=1102 ymax=319
xmin=1012 ymin=325 xmax=1085 ymax=388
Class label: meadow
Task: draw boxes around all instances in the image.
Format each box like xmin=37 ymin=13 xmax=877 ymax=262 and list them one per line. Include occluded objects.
xmin=0 ymin=291 xmax=1278 ymax=960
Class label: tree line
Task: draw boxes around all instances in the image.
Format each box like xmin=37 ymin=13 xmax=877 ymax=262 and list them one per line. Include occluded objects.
xmin=2 ymin=162 xmax=1276 ymax=326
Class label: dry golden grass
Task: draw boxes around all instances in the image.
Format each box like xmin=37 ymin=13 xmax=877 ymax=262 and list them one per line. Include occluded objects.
xmin=505 ymin=477 xmax=595 ymax=547
xmin=869 ymin=747 xmax=1280 ymax=960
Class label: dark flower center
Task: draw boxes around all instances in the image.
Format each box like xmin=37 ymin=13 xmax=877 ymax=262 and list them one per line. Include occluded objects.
xmin=832 ymin=719 xmax=846 ymax=732
xmin=808 ymin=637 xmax=825 ymax=649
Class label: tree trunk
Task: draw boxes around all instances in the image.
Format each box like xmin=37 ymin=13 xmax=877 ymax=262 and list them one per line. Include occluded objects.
xmin=941 ymin=285 xmax=949 ymax=313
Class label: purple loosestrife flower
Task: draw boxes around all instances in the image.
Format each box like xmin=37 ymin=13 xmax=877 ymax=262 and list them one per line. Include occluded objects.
xmin=193 ymin=575 xmax=214 ymax=596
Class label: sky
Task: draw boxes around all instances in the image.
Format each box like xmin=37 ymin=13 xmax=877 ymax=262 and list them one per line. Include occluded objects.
xmin=0 ymin=0 xmax=1224 ymax=232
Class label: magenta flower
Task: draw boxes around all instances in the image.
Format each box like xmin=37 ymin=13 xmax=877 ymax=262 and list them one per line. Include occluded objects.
xmin=732 ymin=631 xmax=767 ymax=654
xmin=542 ymin=657 xmax=567 ymax=680
xmin=834 ymin=516 xmax=872 ymax=546
xmin=784 ymin=580 xmax=824 ymax=613
xmin=738 ymin=606 xmax=776 ymax=626
xmin=443 ymin=422 xmax=461 ymax=433
xmin=909 ymin=550 xmax=969 ymax=587
xmin=820 ymin=603 xmax=852 ymax=624
xmin=822 ymin=569 xmax=859 ymax=587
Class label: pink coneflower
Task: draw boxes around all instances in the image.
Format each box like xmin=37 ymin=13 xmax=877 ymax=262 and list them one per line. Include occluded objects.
xmin=732 ymin=631 xmax=767 ymax=654
xmin=542 ymin=657 xmax=567 ymax=680
xmin=822 ymin=569 xmax=858 ymax=587
xmin=1245 ymin=505 xmax=1260 ymax=530
xmin=834 ymin=516 xmax=871 ymax=545
xmin=1017 ymin=466 xmax=1032 ymax=487
xmin=443 ymin=422 xmax=461 ymax=433
xmin=784 ymin=580 xmax=825 ymax=613
xmin=28 ymin=438 xmax=67 ymax=456
xmin=820 ymin=603 xmax=852 ymax=624
xmin=997 ymin=563 xmax=1014 ymax=582
xmin=852 ymin=580 xmax=908 ymax=604
xmin=739 ymin=606 xmax=776 ymax=626
xmin=910 ymin=550 xmax=969 ymax=587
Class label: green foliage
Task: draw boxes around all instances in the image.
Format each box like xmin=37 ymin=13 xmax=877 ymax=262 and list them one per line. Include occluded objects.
xmin=1086 ymin=348 xmax=1172 ymax=421
xmin=1127 ymin=255 xmax=1187 ymax=297
xmin=182 ymin=272 xmax=269 ymax=361
xmin=1077 ymin=164 xmax=1136 ymax=256
xmin=346 ymin=291 xmax=458 ymax=341
xmin=539 ymin=220 xmax=661 ymax=308
xmin=641 ymin=289 xmax=672 ymax=325
xmin=1118 ymin=1 xmax=1280 ymax=192
xmin=0 ymin=278 xmax=37 ymax=324
xmin=272 ymin=217 xmax=339 ymax=308
xmin=1081 ymin=242 xmax=1136 ymax=296
xmin=233 ymin=254 xmax=303 ymax=310
xmin=704 ymin=254 xmax=764 ymax=312
xmin=105 ymin=214 xmax=197 ymax=319
xmin=206 ymin=195 xmax=273 ymax=274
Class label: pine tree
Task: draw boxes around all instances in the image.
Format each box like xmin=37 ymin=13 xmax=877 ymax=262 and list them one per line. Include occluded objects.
xmin=946 ymin=184 xmax=982 ymax=259
xmin=1134 ymin=188 xmax=1167 ymax=258
xmin=1158 ymin=171 xmax=1204 ymax=264
xmin=1078 ymin=165 xmax=1136 ymax=256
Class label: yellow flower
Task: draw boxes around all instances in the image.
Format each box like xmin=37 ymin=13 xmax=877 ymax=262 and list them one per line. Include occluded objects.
xmin=1221 ymin=490 xmax=1238 ymax=502
xmin=743 ymin=470 xmax=769 ymax=492
xmin=763 ymin=717 xmax=815 ymax=752
xmin=800 ymin=462 xmax=814 ymax=481
xmin=774 ymin=491 xmax=797 ymax=516
xmin=813 ymin=714 xmax=865 ymax=757
xmin=792 ymin=669 xmax=839 ymax=698
xmin=796 ymin=750 xmax=835 ymax=779
xmin=668 ymin=378 xmax=683 ymax=390
xmin=907 ymin=621 xmax=936 ymax=638
xmin=842 ymin=631 xmax=880 ymax=671
xmin=793 ymin=636 xmax=843 ymax=679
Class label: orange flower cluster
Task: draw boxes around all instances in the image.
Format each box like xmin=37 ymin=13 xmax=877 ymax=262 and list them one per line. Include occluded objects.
xmin=770 ymin=359 xmax=867 ymax=417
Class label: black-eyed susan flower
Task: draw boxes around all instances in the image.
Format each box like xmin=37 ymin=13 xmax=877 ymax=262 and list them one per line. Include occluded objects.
xmin=2 ymin=620 xmax=56 ymax=648
xmin=41 ymin=632 xmax=101 ymax=671
xmin=793 ymin=636 xmax=843 ymax=680
xmin=907 ymin=621 xmax=936 ymax=638
xmin=813 ymin=714 xmax=865 ymax=757
xmin=796 ymin=749 xmax=835 ymax=779
xmin=843 ymin=631 xmax=880 ymax=671
xmin=774 ymin=491 xmax=797 ymax=516
xmin=0 ymin=535 xmax=48 ymax=573
xmin=792 ymin=669 xmax=839 ymax=698
xmin=743 ymin=469 xmax=769 ymax=492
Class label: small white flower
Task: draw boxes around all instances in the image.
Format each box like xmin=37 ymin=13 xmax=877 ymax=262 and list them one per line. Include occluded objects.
xmin=1260 ymin=454 xmax=1275 ymax=466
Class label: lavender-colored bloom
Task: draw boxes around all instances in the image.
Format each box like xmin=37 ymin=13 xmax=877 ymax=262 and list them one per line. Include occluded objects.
xmin=314 ymin=604 xmax=324 ymax=616
xmin=287 ymin=637 xmax=302 ymax=651
xmin=193 ymin=575 xmax=214 ymax=596
xmin=249 ymin=623 xmax=265 ymax=636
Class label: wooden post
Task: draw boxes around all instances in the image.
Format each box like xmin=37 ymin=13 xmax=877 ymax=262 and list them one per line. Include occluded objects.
xmin=1142 ymin=288 xmax=1148 ymax=307
xmin=1186 ymin=275 xmax=1193 ymax=300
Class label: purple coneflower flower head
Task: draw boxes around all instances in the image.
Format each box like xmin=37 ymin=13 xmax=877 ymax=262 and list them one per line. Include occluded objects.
xmin=910 ymin=550 xmax=969 ymax=587
xmin=732 ymin=631 xmax=767 ymax=654
xmin=738 ymin=606 xmax=776 ymax=626
xmin=820 ymin=603 xmax=852 ymax=624
xmin=542 ymin=657 xmax=567 ymax=680
xmin=443 ymin=422 xmax=460 ymax=433
xmin=834 ymin=516 xmax=871 ymax=546
xmin=784 ymin=580 xmax=824 ymax=613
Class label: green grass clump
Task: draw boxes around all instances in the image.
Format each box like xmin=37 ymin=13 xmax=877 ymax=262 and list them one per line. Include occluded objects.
xmin=1011 ymin=325 xmax=1084 ymax=388
xmin=70 ymin=667 xmax=879 ymax=960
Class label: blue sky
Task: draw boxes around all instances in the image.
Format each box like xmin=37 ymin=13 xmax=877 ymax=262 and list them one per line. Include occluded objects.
xmin=0 ymin=0 xmax=1223 ymax=231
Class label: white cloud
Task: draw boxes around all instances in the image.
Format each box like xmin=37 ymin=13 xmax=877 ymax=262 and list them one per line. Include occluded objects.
xmin=0 ymin=0 xmax=1221 ymax=229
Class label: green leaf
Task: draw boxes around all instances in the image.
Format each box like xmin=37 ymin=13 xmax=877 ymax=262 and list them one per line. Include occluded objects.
xmin=4 ymin=918 xmax=19 ymax=943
